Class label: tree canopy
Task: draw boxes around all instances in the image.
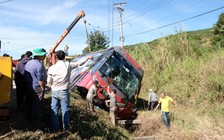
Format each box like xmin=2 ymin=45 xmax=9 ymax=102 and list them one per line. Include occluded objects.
xmin=212 ymin=13 xmax=224 ymax=48
xmin=83 ymin=30 xmax=110 ymax=54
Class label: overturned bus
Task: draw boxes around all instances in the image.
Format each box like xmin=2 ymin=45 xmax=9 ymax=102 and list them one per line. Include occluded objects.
xmin=69 ymin=47 xmax=144 ymax=120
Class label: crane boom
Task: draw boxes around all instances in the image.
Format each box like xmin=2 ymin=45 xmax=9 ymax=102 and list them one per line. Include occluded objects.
xmin=49 ymin=10 xmax=85 ymax=65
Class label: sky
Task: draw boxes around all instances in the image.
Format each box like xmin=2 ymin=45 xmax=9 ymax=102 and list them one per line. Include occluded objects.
xmin=0 ymin=0 xmax=223 ymax=59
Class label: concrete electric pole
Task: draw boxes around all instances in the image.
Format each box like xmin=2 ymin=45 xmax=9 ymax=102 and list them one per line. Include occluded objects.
xmin=114 ymin=2 xmax=127 ymax=48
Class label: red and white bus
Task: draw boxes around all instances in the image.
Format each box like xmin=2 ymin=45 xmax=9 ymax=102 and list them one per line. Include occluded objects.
xmin=69 ymin=46 xmax=144 ymax=120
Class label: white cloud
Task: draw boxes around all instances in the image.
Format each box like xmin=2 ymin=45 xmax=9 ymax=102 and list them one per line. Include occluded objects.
xmin=0 ymin=24 xmax=87 ymax=59
xmin=0 ymin=0 xmax=82 ymax=26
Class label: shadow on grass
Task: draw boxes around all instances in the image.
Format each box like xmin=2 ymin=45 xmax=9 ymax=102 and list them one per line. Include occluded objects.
xmin=136 ymin=98 xmax=148 ymax=111
xmin=0 ymin=95 xmax=52 ymax=136
xmin=69 ymin=104 xmax=128 ymax=139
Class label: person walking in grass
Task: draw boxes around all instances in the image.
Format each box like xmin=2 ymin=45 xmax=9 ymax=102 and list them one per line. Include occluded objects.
xmin=154 ymin=91 xmax=177 ymax=129
xmin=148 ymin=89 xmax=158 ymax=111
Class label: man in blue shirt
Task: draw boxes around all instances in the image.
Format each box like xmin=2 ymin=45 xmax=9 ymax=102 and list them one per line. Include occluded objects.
xmin=15 ymin=51 xmax=32 ymax=110
xmin=25 ymin=48 xmax=47 ymax=123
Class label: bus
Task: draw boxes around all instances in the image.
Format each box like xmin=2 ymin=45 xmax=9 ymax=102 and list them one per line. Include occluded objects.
xmin=69 ymin=46 xmax=144 ymax=120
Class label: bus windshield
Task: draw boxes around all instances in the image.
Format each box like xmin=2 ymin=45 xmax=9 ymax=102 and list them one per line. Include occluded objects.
xmin=99 ymin=52 xmax=140 ymax=100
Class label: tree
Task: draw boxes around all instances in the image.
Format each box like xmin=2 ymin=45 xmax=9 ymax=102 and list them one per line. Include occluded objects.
xmin=212 ymin=13 xmax=224 ymax=48
xmin=83 ymin=30 xmax=110 ymax=54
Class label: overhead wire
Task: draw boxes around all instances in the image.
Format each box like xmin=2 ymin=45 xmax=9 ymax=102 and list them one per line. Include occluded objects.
xmin=125 ymin=6 xmax=224 ymax=37
xmin=0 ymin=0 xmax=13 ymax=4
xmin=122 ymin=0 xmax=173 ymax=25
xmin=129 ymin=0 xmax=205 ymax=34
xmin=4 ymin=3 xmax=224 ymax=52
xmin=97 ymin=0 xmax=173 ymax=33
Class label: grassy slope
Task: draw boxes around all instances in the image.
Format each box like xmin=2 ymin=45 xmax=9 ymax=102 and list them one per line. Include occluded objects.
xmin=0 ymin=93 xmax=130 ymax=140
xmin=126 ymin=28 xmax=224 ymax=139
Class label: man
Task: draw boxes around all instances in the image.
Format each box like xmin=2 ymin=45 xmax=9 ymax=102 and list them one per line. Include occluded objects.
xmin=25 ymin=48 xmax=47 ymax=123
xmin=86 ymin=81 xmax=99 ymax=112
xmin=148 ymin=89 xmax=158 ymax=111
xmin=47 ymin=50 xmax=72 ymax=131
xmin=15 ymin=51 xmax=32 ymax=110
xmin=47 ymin=50 xmax=93 ymax=131
xmin=3 ymin=53 xmax=9 ymax=57
xmin=106 ymin=88 xmax=117 ymax=125
xmin=154 ymin=92 xmax=177 ymax=129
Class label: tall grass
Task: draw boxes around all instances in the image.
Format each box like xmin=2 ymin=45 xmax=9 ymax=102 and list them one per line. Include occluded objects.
xmin=126 ymin=29 xmax=224 ymax=138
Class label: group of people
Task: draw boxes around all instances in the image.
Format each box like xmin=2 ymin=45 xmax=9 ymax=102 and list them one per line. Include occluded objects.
xmin=14 ymin=48 xmax=47 ymax=124
xmin=85 ymin=79 xmax=118 ymax=125
xmin=5 ymin=47 xmax=177 ymax=131
xmin=148 ymin=89 xmax=177 ymax=129
xmin=11 ymin=48 xmax=117 ymax=132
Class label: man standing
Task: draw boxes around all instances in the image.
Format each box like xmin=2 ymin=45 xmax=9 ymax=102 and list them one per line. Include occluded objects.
xmin=15 ymin=51 xmax=32 ymax=110
xmin=47 ymin=51 xmax=93 ymax=131
xmin=148 ymin=89 xmax=158 ymax=111
xmin=106 ymin=88 xmax=117 ymax=125
xmin=154 ymin=92 xmax=177 ymax=129
xmin=47 ymin=50 xmax=72 ymax=131
xmin=25 ymin=48 xmax=47 ymax=123
xmin=86 ymin=81 xmax=99 ymax=112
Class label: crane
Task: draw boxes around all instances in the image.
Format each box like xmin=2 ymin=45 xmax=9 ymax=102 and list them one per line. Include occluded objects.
xmin=48 ymin=10 xmax=85 ymax=65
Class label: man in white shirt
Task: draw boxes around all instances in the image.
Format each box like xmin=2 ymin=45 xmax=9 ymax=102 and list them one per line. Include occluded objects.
xmin=47 ymin=50 xmax=71 ymax=131
xmin=47 ymin=50 xmax=93 ymax=131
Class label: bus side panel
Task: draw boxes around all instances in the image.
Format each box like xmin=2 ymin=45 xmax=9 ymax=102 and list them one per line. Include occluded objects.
xmin=0 ymin=57 xmax=12 ymax=105
xmin=76 ymin=72 xmax=93 ymax=91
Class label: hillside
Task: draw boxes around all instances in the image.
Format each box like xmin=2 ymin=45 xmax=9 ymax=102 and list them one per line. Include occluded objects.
xmin=1 ymin=28 xmax=224 ymax=139
xmin=125 ymin=28 xmax=224 ymax=139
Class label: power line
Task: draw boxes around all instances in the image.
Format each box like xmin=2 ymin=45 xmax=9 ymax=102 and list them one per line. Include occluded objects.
xmin=122 ymin=0 xmax=173 ymax=25
xmin=126 ymin=6 xmax=224 ymax=37
xmin=4 ymin=4 xmax=224 ymax=52
xmin=0 ymin=0 xmax=13 ymax=4
xmin=129 ymin=0 xmax=205 ymax=34
xmin=5 ymin=5 xmax=223 ymax=52
xmin=85 ymin=0 xmax=172 ymax=36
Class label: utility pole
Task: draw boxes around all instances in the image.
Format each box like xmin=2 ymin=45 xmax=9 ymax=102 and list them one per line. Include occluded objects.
xmin=114 ymin=2 xmax=127 ymax=48
xmin=84 ymin=19 xmax=91 ymax=53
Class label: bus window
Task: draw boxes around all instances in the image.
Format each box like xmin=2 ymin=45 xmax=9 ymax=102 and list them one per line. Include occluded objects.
xmin=99 ymin=52 xmax=140 ymax=101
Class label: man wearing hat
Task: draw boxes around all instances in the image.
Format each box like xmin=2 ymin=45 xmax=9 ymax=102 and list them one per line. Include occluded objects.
xmin=25 ymin=48 xmax=47 ymax=123
xmin=148 ymin=89 xmax=159 ymax=111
